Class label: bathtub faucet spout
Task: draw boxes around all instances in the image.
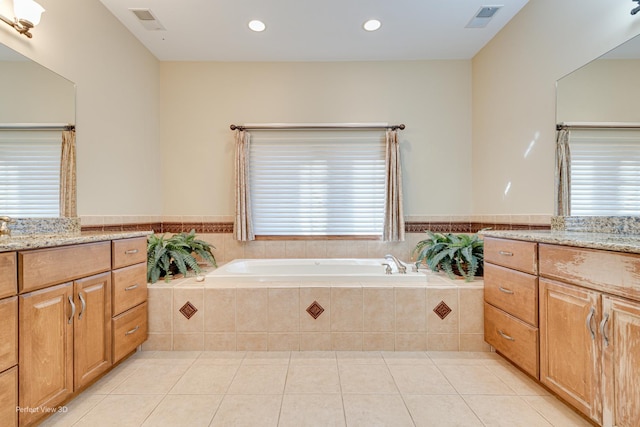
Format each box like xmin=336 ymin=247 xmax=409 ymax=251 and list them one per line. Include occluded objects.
xmin=384 ymin=254 xmax=407 ymax=274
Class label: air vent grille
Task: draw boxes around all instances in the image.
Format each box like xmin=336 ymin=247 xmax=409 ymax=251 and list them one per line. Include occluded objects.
xmin=130 ymin=8 xmax=166 ymax=30
xmin=466 ymin=5 xmax=502 ymax=28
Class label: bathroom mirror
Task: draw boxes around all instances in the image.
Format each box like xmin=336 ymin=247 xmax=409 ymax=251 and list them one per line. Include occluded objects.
xmin=556 ymin=34 xmax=640 ymax=216
xmin=0 ymin=43 xmax=76 ymax=217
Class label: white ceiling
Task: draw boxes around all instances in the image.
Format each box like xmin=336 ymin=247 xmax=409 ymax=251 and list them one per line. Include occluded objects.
xmin=98 ymin=0 xmax=529 ymax=61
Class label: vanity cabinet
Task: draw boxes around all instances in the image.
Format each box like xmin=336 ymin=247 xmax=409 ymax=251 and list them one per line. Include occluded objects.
xmin=483 ymin=237 xmax=539 ymax=378
xmin=0 ymin=252 xmax=18 ymax=427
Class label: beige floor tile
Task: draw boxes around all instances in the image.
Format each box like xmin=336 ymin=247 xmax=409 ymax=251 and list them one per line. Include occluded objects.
xmin=84 ymin=360 xmax=141 ymax=394
xmin=242 ymin=351 xmax=291 ymax=365
xmin=342 ymin=394 xmax=414 ymax=427
xmin=336 ymin=351 xmax=384 ymax=364
xmin=338 ymin=364 xmax=398 ymax=394
xmin=428 ymin=350 xmax=502 ymax=365
xmin=110 ymin=362 xmax=191 ymax=394
xmin=484 ymin=360 xmax=550 ymax=396
xmin=404 ymin=394 xmax=484 ymax=427
xmin=227 ymin=364 xmax=288 ymax=394
xmin=523 ymin=395 xmax=593 ymax=427
xmin=285 ymin=364 xmax=341 ymax=394
xmin=142 ymin=394 xmax=223 ymax=427
xmin=196 ymin=351 xmax=246 ymax=365
xmin=290 ymin=351 xmax=337 ymax=366
xmin=39 ymin=393 xmax=106 ymax=427
xmin=74 ymin=394 xmax=164 ymax=427
xmin=209 ymin=394 xmax=282 ymax=427
xmin=388 ymin=364 xmax=457 ymax=395
xmin=438 ymin=364 xmax=516 ymax=395
xmin=463 ymin=395 xmax=554 ymax=427
xmin=381 ymin=351 xmax=434 ymax=365
xmin=279 ymin=394 xmax=346 ymax=427
xmin=169 ymin=363 xmax=239 ymax=394
xmin=135 ymin=350 xmax=201 ymax=360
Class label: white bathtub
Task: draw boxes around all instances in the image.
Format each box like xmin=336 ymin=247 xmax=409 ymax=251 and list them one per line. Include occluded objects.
xmin=202 ymin=258 xmax=428 ymax=283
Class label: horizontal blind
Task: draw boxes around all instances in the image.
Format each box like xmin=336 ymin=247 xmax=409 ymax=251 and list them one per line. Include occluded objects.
xmin=570 ymin=129 xmax=640 ymax=215
xmin=0 ymin=130 xmax=61 ymax=217
xmin=250 ymin=134 xmax=386 ymax=236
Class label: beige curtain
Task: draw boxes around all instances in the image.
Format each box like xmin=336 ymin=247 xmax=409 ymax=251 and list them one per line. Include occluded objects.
xmin=60 ymin=129 xmax=77 ymax=217
xmin=383 ymin=129 xmax=405 ymax=242
xmin=234 ymin=130 xmax=255 ymax=241
xmin=555 ymin=129 xmax=571 ymax=216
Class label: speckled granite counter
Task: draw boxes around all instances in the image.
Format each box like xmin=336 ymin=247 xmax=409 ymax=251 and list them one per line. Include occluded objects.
xmin=481 ymin=230 xmax=640 ymax=255
xmin=0 ymin=230 xmax=151 ymax=252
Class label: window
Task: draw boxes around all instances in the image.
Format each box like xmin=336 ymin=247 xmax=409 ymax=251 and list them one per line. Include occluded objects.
xmin=569 ymin=129 xmax=640 ymax=215
xmin=0 ymin=130 xmax=61 ymax=217
xmin=249 ymin=132 xmax=386 ymax=236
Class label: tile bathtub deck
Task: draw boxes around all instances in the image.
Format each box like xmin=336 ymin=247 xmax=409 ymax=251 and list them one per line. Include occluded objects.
xmin=40 ymin=351 xmax=591 ymax=427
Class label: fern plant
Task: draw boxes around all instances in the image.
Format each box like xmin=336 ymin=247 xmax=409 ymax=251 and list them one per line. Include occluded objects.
xmin=147 ymin=229 xmax=217 ymax=283
xmin=413 ymin=230 xmax=485 ymax=282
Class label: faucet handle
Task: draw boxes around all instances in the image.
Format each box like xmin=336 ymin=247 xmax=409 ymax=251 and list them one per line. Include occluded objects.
xmin=381 ymin=263 xmax=393 ymax=275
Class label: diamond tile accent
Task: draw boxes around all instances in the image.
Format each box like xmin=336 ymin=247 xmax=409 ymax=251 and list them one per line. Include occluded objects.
xmin=179 ymin=301 xmax=198 ymax=319
xmin=306 ymin=301 xmax=325 ymax=319
xmin=433 ymin=300 xmax=452 ymax=320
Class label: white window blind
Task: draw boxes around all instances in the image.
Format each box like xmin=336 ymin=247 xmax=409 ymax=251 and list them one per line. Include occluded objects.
xmin=569 ymin=129 xmax=640 ymax=215
xmin=0 ymin=130 xmax=61 ymax=217
xmin=250 ymin=133 xmax=386 ymax=236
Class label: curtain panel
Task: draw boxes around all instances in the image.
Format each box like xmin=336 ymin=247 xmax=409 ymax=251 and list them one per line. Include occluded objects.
xmin=234 ymin=130 xmax=255 ymax=241
xmin=555 ymin=129 xmax=571 ymax=216
xmin=60 ymin=129 xmax=77 ymax=217
xmin=383 ymin=129 xmax=405 ymax=242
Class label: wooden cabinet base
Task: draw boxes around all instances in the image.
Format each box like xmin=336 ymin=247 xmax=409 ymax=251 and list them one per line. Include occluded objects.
xmin=0 ymin=367 xmax=18 ymax=427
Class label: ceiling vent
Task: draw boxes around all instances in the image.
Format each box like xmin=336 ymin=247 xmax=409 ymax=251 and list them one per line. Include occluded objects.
xmin=130 ymin=8 xmax=166 ymax=31
xmin=466 ymin=5 xmax=502 ymax=28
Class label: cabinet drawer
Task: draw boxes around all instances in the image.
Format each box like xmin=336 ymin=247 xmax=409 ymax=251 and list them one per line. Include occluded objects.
xmin=112 ymin=263 xmax=147 ymax=316
xmin=484 ymin=302 xmax=539 ymax=378
xmin=539 ymin=243 xmax=640 ymax=300
xmin=0 ymin=366 xmax=17 ymax=427
xmin=112 ymin=237 xmax=147 ymax=270
xmin=112 ymin=302 xmax=147 ymax=363
xmin=484 ymin=263 xmax=538 ymax=326
xmin=19 ymin=242 xmax=111 ymax=293
xmin=0 ymin=297 xmax=17 ymax=372
xmin=484 ymin=237 xmax=537 ymax=274
xmin=0 ymin=252 xmax=17 ymax=299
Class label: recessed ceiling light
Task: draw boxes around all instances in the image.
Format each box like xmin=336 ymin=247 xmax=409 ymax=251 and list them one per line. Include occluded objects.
xmin=248 ymin=20 xmax=266 ymax=32
xmin=363 ymin=19 xmax=381 ymax=32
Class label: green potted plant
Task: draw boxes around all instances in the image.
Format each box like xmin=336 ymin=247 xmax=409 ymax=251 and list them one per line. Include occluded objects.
xmin=147 ymin=229 xmax=217 ymax=283
xmin=413 ymin=230 xmax=485 ymax=282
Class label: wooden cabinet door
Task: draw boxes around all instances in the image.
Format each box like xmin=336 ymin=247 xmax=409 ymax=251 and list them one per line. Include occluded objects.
xmin=539 ymin=278 xmax=602 ymax=423
xmin=601 ymin=295 xmax=640 ymax=427
xmin=19 ymin=283 xmax=73 ymax=427
xmin=74 ymin=273 xmax=112 ymax=390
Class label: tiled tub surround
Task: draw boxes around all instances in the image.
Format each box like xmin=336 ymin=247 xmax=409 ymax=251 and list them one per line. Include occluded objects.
xmin=145 ymin=271 xmax=486 ymax=352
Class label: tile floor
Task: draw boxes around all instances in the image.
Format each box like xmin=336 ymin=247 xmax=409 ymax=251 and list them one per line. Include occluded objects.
xmin=40 ymin=350 xmax=591 ymax=427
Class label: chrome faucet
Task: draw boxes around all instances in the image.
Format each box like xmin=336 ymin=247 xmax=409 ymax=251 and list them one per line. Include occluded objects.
xmin=0 ymin=216 xmax=13 ymax=237
xmin=384 ymin=254 xmax=407 ymax=274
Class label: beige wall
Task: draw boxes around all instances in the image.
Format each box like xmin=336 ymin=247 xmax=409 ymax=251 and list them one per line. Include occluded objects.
xmin=472 ymin=0 xmax=640 ymax=215
xmin=159 ymin=60 xmax=472 ymax=217
xmin=0 ymin=0 xmax=162 ymax=216
xmin=557 ymin=59 xmax=640 ymax=122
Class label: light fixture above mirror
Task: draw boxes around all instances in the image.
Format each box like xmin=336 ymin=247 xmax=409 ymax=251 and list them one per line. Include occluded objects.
xmin=0 ymin=0 xmax=45 ymax=38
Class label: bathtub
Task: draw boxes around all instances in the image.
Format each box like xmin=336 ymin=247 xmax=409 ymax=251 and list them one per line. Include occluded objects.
xmin=202 ymin=258 xmax=427 ymax=283
xmin=147 ymin=258 xmax=486 ymax=352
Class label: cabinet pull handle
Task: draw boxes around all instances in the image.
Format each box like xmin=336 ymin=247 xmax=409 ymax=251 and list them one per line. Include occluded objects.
xmin=68 ymin=296 xmax=76 ymax=324
xmin=498 ymin=329 xmax=515 ymax=341
xmin=125 ymin=325 xmax=140 ymax=336
xmin=586 ymin=306 xmax=596 ymax=340
xmin=498 ymin=287 xmax=514 ymax=294
xmin=125 ymin=284 xmax=139 ymax=291
xmin=125 ymin=249 xmax=139 ymax=255
xmin=78 ymin=292 xmax=86 ymax=320
xmin=600 ymin=313 xmax=610 ymax=346
xmin=499 ymin=251 xmax=514 ymax=256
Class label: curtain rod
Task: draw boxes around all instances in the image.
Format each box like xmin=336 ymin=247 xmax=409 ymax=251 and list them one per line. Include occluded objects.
xmin=0 ymin=123 xmax=75 ymax=131
xmin=230 ymin=123 xmax=406 ymax=131
xmin=556 ymin=121 xmax=640 ymax=130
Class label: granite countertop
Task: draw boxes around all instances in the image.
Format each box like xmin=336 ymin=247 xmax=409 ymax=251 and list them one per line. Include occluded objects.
xmin=0 ymin=230 xmax=151 ymax=252
xmin=481 ymin=230 xmax=640 ymax=255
